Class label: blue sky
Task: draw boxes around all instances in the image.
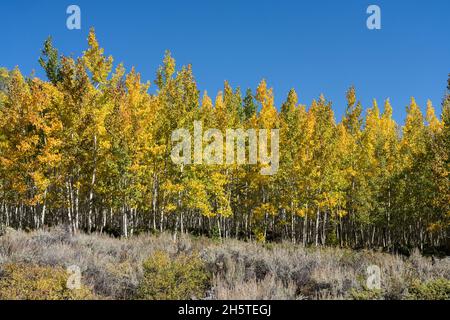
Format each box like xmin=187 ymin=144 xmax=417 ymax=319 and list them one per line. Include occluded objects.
xmin=1 ymin=0 xmax=449 ymax=123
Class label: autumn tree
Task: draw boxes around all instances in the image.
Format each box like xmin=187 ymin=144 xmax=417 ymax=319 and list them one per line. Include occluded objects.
xmin=0 ymin=30 xmax=448 ymax=252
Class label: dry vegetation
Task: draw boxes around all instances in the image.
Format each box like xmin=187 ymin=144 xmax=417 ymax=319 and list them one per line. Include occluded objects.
xmin=0 ymin=227 xmax=449 ymax=300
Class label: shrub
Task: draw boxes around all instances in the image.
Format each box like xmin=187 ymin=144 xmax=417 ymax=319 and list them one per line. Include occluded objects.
xmin=349 ymin=287 xmax=383 ymax=300
xmin=137 ymin=251 xmax=210 ymax=300
xmin=407 ymin=278 xmax=450 ymax=300
xmin=1 ymin=228 xmax=449 ymax=300
xmin=213 ymin=273 xmax=298 ymax=300
xmin=0 ymin=263 xmax=95 ymax=300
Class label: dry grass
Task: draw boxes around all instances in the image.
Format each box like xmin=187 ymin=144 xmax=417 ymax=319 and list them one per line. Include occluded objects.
xmin=0 ymin=227 xmax=448 ymax=300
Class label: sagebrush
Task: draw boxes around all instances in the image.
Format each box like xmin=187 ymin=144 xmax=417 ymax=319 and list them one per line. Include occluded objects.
xmin=0 ymin=228 xmax=449 ymax=300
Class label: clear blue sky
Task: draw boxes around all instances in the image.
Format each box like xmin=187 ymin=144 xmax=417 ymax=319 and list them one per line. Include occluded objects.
xmin=1 ymin=0 xmax=449 ymax=123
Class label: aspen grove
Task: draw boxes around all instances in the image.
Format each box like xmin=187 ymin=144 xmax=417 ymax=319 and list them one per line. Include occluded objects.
xmin=0 ymin=30 xmax=449 ymax=250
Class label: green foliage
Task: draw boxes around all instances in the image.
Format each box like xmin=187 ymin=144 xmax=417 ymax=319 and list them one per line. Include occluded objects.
xmin=137 ymin=251 xmax=210 ymax=300
xmin=38 ymin=37 xmax=62 ymax=85
xmin=349 ymin=287 xmax=383 ymax=300
xmin=0 ymin=264 xmax=95 ymax=300
xmin=243 ymin=88 xmax=257 ymax=120
xmin=407 ymin=278 xmax=450 ymax=300
xmin=210 ymin=225 xmax=221 ymax=241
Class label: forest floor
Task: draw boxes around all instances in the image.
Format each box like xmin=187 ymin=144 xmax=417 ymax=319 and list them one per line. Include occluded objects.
xmin=0 ymin=227 xmax=449 ymax=300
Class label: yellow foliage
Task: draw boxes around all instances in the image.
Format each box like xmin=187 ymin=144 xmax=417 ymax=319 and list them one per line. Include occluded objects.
xmin=138 ymin=251 xmax=210 ymax=300
xmin=0 ymin=264 xmax=95 ymax=300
